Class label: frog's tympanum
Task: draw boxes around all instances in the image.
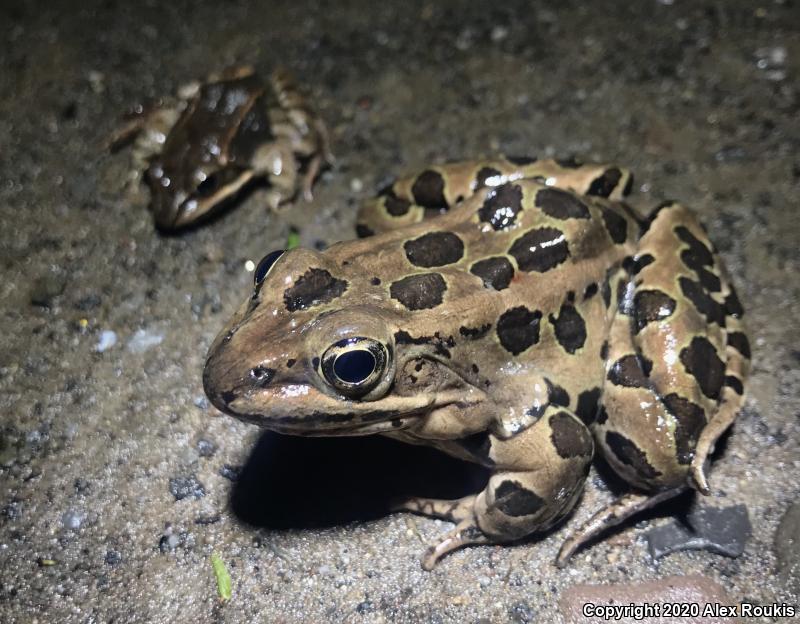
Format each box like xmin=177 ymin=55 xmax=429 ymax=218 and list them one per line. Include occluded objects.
xmin=110 ymin=65 xmax=331 ymax=231
xmin=203 ymin=156 xmax=749 ymax=569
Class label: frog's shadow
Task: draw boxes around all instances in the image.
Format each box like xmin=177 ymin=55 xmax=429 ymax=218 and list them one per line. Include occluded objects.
xmin=230 ymin=431 xmax=490 ymax=529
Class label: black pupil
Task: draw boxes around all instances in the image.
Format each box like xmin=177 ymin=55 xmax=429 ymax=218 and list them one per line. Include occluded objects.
xmin=333 ymin=349 xmax=376 ymax=384
xmin=254 ymin=250 xmax=285 ymax=285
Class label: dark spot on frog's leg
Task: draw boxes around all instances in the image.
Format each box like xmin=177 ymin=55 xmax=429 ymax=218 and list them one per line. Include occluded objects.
xmin=457 ymin=431 xmax=494 ymax=465
xmin=725 ymin=286 xmax=744 ymax=318
xmin=478 ymin=183 xmax=524 ymax=230
xmin=724 ymin=375 xmax=744 ymax=395
xmin=583 ymin=282 xmax=598 ymax=300
xmin=605 ymin=431 xmax=662 ymax=480
xmin=608 ymin=354 xmax=651 ymax=388
xmin=727 ymin=331 xmax=751 ymax=358
xmin=496 ymin=306 xmax=542 ymax=356
xmin=283 ymin=268 xmax=348 ymax=312
xmin=623 ymin=172 xmax=634 ymax=196
xmin=390 ymin=273 xmax=447 ymax=311
xmin=404 ymin=231 xmax=464 ymax=267
xmin=470 ymin=256 xmax=514 ymax=290
xmin=411 ymin=169 xmax=447 ymax=208
xmin=474 ymin=166 xmax=503 ymax=188
xmin=675 ymin=225 xmax=714 ymax=271
xmin=696 ymin=266 xmax=722 ymax=292
xmin=601 ymin=266 xmax=615 ymax=308
xmin=459 ymin=324 xmax=492 ymax=340
xmin=661 ymin=393 xmax=707 ymax=464
xmin=680 ymin=336 xmax=725 ymax=400
xmin=596 ymin=405 xmax=609 ymax=425
xmin=549 ymin=411 xmax=593 ymax=459
xmin=633 ymin=289 xmax=677 ymax=333
xmin=587 ymin=167 xmax=622 ymax=198
xmin=370 ymin=277 xmax=381 ymax=286
xmin=575 ymin=387 xmax=602 ymax=425
xmin=600 ymin=340 xmax=609 ymax=361
xmin=535 ymin=188 xmax=590 ymax=220
xmin=356 ymin=224 xmax=375 ymax=238
xmin=494 ymin=480 xmax=546 ymax=517
xmin=509 ymin=227 xmax=570 ymax=273
xmin=679 ymin=277 xmax=726 ymax=326
xmin=506 ymin=155 xmax=538 ymax=165
xmin=286 ymin=358 xmax=296 ymax=368
xmin=545 ymin=378 xmax=571 ymax=407
xmin=384 ymin=195 xmax=412 ymax=216
xmin=640 ymin=201 xmax=675 ymax=235
xmin=599 ymin=205 xmax=628 ymax=244
xmin=631 ymin=253 xmax=655 ymax=275
xmin=525 ymin=401 xmax=547 ymax=424
xmin=548 ymin=303 xmax=587 ymax=354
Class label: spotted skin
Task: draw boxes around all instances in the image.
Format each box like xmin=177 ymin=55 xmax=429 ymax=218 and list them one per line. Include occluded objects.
xmin=204 ymin=159 xmax=749 ymax=570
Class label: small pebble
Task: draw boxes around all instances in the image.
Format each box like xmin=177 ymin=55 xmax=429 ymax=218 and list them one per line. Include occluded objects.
xmin=95 ymin=330 xmax=117 ymax=352
xmin=127 ymin=329 xmax=164 ymax=353
xmin=61 ymin=510 xmax=84 ymax=530
xmin=105 ymin=550 xmax=122 ymax=565
xmin=168 ymin=475 xmax=206 ymax=501
xmin=219 ymin=464 xmax=241 ymax=481
xmin=196 ymin=439 xmax=216 ymax=458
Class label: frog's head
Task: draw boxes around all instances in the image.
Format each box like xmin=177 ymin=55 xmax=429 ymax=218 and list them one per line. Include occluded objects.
xmin=203 ymin=247 xmax=468 ymax=435
xmin=146 ymin=156 xmax=254 ymax=231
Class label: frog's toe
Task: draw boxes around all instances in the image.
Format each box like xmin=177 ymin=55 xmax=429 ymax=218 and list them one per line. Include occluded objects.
xmin=421 ymin=518 xmax=490 ymax=571
xmin=555 ymin=487 xmax=686 ymax=567
xmin=391 ymin=494 xmax=476 ymax=523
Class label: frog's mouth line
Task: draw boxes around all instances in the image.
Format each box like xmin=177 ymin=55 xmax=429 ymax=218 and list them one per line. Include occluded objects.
xmin=270 ymin=415 xmax=424 ymax=437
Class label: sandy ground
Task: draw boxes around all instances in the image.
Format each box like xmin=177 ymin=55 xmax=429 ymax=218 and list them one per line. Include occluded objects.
xmin=1 ymin=1 xmax=799 ymax=622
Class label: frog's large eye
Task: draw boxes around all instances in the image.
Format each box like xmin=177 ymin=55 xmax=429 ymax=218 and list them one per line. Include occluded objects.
xmin=253 ymin=250 xmax=285 ymax=293
xmin=321 ymin=337 xmax=388 ymax=398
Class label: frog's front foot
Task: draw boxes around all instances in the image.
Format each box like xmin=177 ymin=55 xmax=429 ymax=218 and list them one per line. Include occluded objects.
xmin=421 ymin=517 xmax=490 ymax=571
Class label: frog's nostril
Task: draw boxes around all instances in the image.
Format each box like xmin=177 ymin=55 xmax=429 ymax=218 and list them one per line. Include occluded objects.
xmin=249 ymin=366 xmax=276 ymax=387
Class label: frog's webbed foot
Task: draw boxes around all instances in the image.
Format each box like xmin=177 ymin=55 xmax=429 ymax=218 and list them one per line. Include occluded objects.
xmin=392 ymin=494 xmax=476 ymax=524
xmin=421 ymin=517 xmax=491 ymax=571
xmin=555 ymin=487 xmax=686 ymax=567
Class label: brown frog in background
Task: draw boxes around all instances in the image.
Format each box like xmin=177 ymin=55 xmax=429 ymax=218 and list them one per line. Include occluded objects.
xmin=110 ymin=65 xmax=331 ymax=231
xmin=203 ymin=156 xmax=749 ymax=569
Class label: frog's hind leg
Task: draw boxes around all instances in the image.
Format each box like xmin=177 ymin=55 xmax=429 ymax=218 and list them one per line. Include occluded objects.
xmin=559 ymin=202 xmax=749 ymax=565
xmin=356 ymin=157 xmax=633 ymax=236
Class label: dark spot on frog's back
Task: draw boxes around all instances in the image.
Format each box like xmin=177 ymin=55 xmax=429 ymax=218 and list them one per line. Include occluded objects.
xmin=390 ymin=273 xmax=447 ymax=310
xmin=411 ymin=169 xmax=447 ymax=208
xmin=509 ymin=227 xmax=569 ymax=273
xmin=474 ymin=166 xmax=502 ymax=188
xmin=587 ymin=167 xmax=622 ymax=198
xmin=661 ymin=393 xmax=706 ymax=464
xmin=599 ymin=205 xmax=629 ymax=244
xmin=356 ymin=224 xmax=375 ymax=238
xmin=478 ymin=183 xmax=524 ymax=230
xmin=548 ymin=303 xmax=587 ymax=354
xmin=680 ymin=336 xmax=725 ymax=400
xmin=283 ymin=269 xmax=348 ymax=312
xmin=506 ymin=155 xmax=538 ymax=165
xmin=605 ymin=431 xmax=662 ymax=480
xmin=496 ymin=306 xmax=542 ymax=355
xmin=470 ymin=256 xmax=514 ymax=290
xmin=385 ymin=195 xmax=411 ymax=216
xmin=633 ymin=289 xmax=676 ymax=333
xmin=404 ymin=232 xmax=464 ymax=268
xmin=727 ymin=331 xmax=750 ymax=358
xmin=549 ymin=412 xmax=593 ymax=459
xmin=494 ymin=480 xmax=545 ymax=517
xmin=535 ymin=188 xmax=590 ymax=220
xmin=459 ymin=324 xmax=491 ymax=340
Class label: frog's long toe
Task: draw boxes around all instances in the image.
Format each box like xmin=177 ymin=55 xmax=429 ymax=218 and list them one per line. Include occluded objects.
xmin=421 ymin=518 xmax=490 ymax=571
xmin=555 ymin=487 xmax=686 ymax=567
